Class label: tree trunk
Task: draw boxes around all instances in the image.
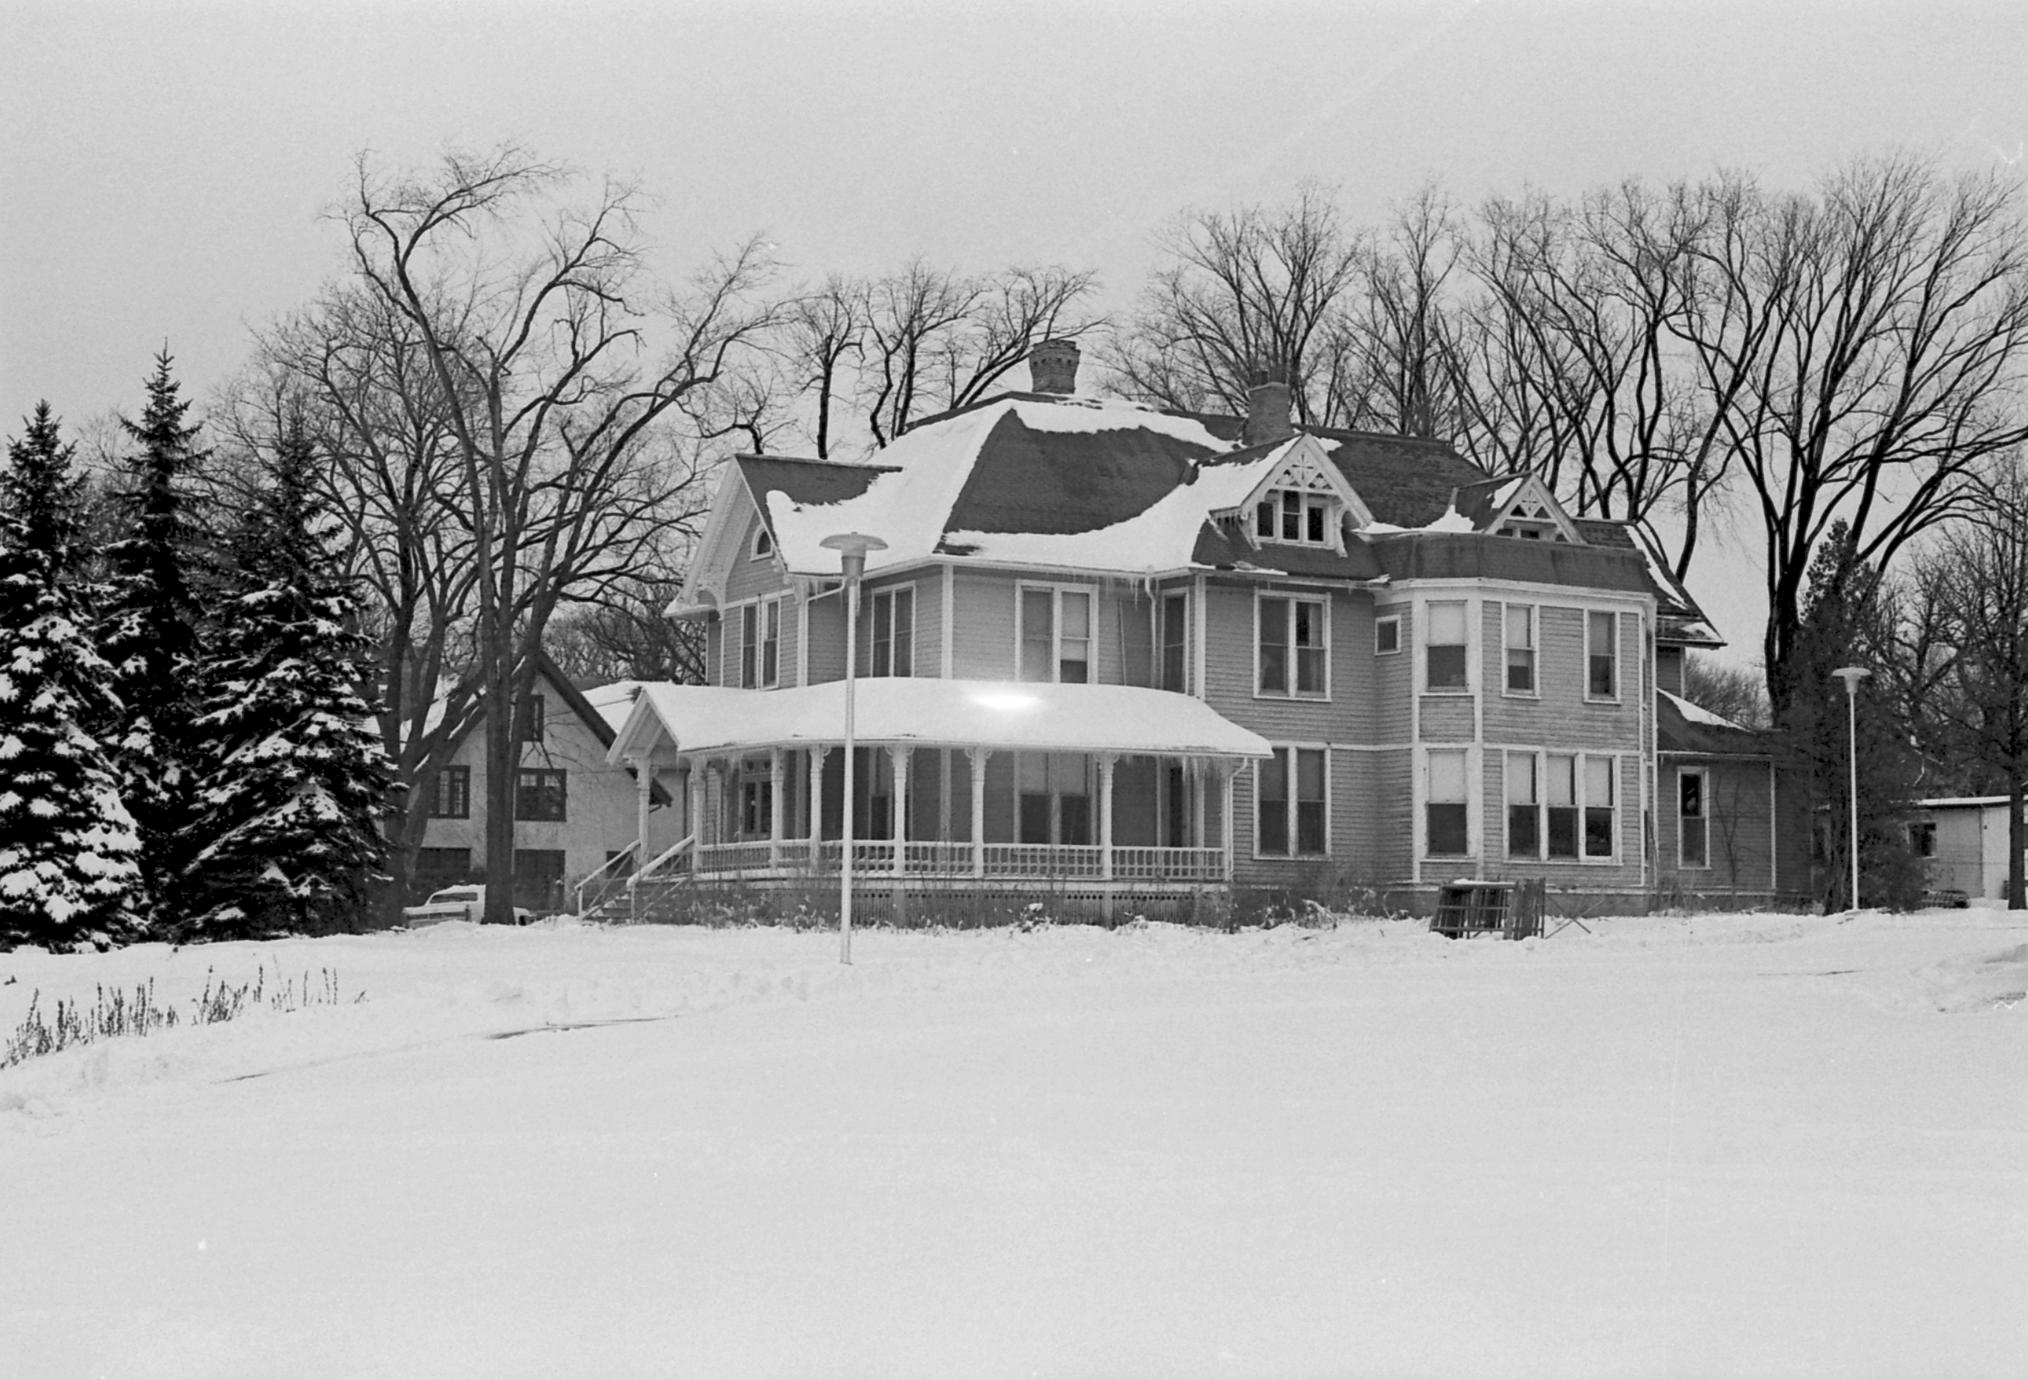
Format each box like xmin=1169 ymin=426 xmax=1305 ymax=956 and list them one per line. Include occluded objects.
xmin=2009 ymin=778 xmax=2026 ymax=911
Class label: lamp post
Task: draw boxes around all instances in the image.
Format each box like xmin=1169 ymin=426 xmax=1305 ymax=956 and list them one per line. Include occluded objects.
xmin=1832 ymin=665 xmax=1871 ymax=911
xmin=821 ymin=532 xmax=887 ymax=964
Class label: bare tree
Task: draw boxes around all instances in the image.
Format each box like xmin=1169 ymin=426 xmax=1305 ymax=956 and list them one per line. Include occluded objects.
xmin=1902 ymin=455 xmax=2028 ymax=907
xmin=1324 ymin=184 xmax=1469 ymax=438
xmin=1682 ymin=654 xmax=1771 ymax=729
xmin=337 ymin=144 xmax=778 ymax=924
xmin=1670 ymin=157 xmax=2028 ymax=713
xmin=1104 ymin=183 xmax=1365 ymax=423
xmin=782 ymin=275 xmax=862 ymax=458
xmin=855 ymin=261 xmax=1101 ymax=445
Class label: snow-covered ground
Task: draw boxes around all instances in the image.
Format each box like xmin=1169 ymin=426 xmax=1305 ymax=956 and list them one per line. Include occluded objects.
xmin=3 ymin=910 xmax=2024 ymax=1379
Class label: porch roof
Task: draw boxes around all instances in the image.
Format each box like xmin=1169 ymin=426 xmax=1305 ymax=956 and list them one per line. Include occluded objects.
xmin=607 ymin=678 xmax=1273 ymax=763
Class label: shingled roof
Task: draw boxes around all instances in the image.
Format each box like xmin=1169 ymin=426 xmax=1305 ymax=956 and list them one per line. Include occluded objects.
xmin=715 ymin=391 xmax=1722 ymax=642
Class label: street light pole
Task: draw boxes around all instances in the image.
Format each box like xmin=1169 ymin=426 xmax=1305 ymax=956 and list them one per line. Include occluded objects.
xmin=821 ymin=532 xmax=887 ymax=964
xmin=1832 ymin=666 xmax=1871 ymax=911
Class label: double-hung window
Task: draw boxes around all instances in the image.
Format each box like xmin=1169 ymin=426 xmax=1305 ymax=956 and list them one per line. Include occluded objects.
xmin=740 ymin=599 xmax=782 ymax=689
xmin=1160 ymin=590 xmax=1189 ymax=693
xmin=1017 ymin=753 xmax=1091 ymax=845
xmin=1504 ymin=604 xmax=1536 ymax=694
xmin=1426 ymin=600 xmax=1468 ymax=691
xmin=869 ymin=586 xmax=913 ymax=677
xmin=1505 ymin=752 xmax=1538 ymax=858
xmin=1587 ymin=610 xmax=1619 ymax=700
xmin=1257 ymin=746 xmax=1327 ymax=856
xmin=1020 ymin=586 xmax=1092 ymax=683
xmin=1678 ymin=768 xmax=1708 ymax=868
xmin=1257 ymin=594 xmax=1327 ymax=697
xmin=1426 ymin=750 xmax=1470 ymax=856
xmin=1534 ymin=753 xmax=1617 ymax=860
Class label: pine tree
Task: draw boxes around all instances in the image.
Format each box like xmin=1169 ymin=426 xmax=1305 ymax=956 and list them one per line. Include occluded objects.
xmin=97 ymin=350 xmax=213 ymax=929
xmin=0 ymin=406 xmax=143 ymax=950
xmin=180 ymin=418 xmax=392 ymax=937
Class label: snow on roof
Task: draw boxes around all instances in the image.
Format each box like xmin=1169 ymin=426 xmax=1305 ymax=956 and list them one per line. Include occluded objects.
xmin=761 ymin=397 xmax=1238 ymax=579
xmin=942 ymin=446 xmax=1283 ymax=573
xmin=1660 ymin=689 xmax=1748 ymax=731
xmin=1367 ymin=504 xmax=1477 ymax=536
xmin=1913 ymin=796 xmax=2017 ymax=811
xmin=609 ymin=679 xmax=1273 ymax=763
xmin=581 ymin=681 xmax=646 ymax=733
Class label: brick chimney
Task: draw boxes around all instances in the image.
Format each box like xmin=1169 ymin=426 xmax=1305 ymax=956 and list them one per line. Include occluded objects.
xmin=1244 ymin=376 xmax=1294 ymax=447
xmin=1028 ymin=338 xmax=1080 ymax=395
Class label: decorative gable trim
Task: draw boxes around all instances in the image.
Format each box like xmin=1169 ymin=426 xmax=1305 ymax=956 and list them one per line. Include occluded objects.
xmin=682 ymin=471 xmax=778 ymax=611
xmin=1483 ymin=474 xmax=1582 ymax=544
xmin=1217 ymin=436 xmax=1375 ymax=552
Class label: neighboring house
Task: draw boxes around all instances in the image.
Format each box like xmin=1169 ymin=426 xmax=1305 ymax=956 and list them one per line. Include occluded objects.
xmin=603 ymin=340 xmax=1795 ymax=915
xmin=1906 ymin=797 xmax=2027 ymax=901
xmin=1654 ymin=690 xmax=1810 ymax=907
xmin=409 ymin=655 xmax=673 ymax=912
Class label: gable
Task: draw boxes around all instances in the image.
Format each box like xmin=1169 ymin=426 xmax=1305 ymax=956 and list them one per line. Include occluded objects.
xmin=1224 ymin=435 xmax=1376 ymax=547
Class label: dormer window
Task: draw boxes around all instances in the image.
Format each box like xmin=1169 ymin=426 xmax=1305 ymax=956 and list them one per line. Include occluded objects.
xmin=1254 ymin=486 xmax=1336 ymax=546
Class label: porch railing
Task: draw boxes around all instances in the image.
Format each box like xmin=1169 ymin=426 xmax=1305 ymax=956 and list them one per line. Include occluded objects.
xmin=573 ymin=841 xmax=638 ymax=918
xmin=687 ymin=839 xmax=1225 ymax=886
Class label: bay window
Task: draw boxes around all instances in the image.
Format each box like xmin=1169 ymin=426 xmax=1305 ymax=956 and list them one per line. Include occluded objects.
xmin=1426 ymin=749 xmax=1470 ymax=856
xmin=1587 ymin=610 xmax=1618 ymax=700
xmin=1504 ymin=603 xmax=1536 ymax=694
xmin=1426 ymin=600 xmax=1468 ymax=691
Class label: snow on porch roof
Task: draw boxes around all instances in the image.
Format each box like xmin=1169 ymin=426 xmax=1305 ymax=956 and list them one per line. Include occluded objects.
xmin=607 ymin=679 xmax=1273 ymax=763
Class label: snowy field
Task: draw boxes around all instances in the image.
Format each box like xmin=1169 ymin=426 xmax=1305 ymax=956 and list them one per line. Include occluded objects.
xmin=3 ymin=909 xmax=2025 ymax=1380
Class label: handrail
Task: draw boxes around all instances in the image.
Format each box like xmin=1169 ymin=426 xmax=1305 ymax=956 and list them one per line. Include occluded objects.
xmin=573 ymin=841 xmax=640 ymax=917
xmin=629 ymin=833 xmax=697 ymax=891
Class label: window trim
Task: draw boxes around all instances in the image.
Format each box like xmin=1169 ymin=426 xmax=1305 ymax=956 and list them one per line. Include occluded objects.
xmin=1374 ymin=613 xmax=1401 ymax=656
xmin=1254 ymin=591 xmax=1330 ymax=700
xmin=1586 ymin=609 xmax=1621 ymax=703
xmin=1159 ymin=589 xmax=1190 ymax=693
xmin=1255 ymin=743 xmax=1330 ymax=859
xmin=513 ymin=768 xmax=568 ymax=823
xmin=749 ymin=523 xmax=774 ymax=560
xmin=868 ymin=583 xmax=915 ymax=678
xmin=737 ymin=596 xmax=783 ymax=689
xmin=1501 ymin=602 xmax=1538 ymax=698
xmin=1423 ymin=747 xmax=1473 ymax=859
xmin=1013 ymin=751 xmax=1094 ymax=846
xmin=428 ymin=764 xmax=471 ymax=820
xmin=1423 ymin=598 xmax=1471 ymax=694
xmin=1505 ymin=750 xmax=1621 ymax=864
xmin=1678 ymin=766 xmax=1710 ymax=870
xmin=1016 ymin=582 xmax=1096 ymax=684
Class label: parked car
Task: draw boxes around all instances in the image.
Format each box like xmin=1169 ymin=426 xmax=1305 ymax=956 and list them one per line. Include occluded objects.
xmin=401 ymin=885 xmax=534 ymax=926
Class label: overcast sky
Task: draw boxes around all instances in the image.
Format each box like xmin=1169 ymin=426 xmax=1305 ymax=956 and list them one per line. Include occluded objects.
xmin=4 ymin=0 xmax=2024 ymax=659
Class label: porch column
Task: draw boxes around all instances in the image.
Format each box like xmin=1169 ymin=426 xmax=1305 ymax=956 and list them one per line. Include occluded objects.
xmin=1098 ymin=753 xmax=1117 ymax=881
xmin=889 ymin=745 xmax=912 ymax=877
xmin=1192 ymin=761 xmax=1208 ymax=851
xmin=1220 ymin=762 xmax=1237 ymax=883
xmin=969 ymin=747 xmax=988 ymax=878
xmin=633 ymin=754 xmax=654 ymax=867
xmin=808 ymin=745 xmax=830 ymax=867
xmin=769 ymin=746 xmax=786 ymax=867
xmin=685 ymin=761 xmax=703 ymax=848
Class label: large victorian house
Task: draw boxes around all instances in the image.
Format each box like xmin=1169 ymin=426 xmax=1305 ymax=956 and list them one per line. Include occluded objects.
xmin=599 ymin=342 xmax=1804 ymax=918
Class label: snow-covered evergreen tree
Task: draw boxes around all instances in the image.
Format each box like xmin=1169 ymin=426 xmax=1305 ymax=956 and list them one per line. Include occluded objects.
xmin=0 ymin=406 xmax=143 ymax=951
xmin=180 ymin=418 xmax=391 ymax=937
xmin=97 ymin=351 xmax=213 ymax=928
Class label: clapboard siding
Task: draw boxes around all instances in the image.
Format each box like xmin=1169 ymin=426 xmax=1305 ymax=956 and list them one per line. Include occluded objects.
xmin=804 ymin=591 xmax=845 ymax=685
xmin=1373 ymin=602 xmax=1414 ymax=745
xmin=1418 ymin=696 xmax=1475 ymax=743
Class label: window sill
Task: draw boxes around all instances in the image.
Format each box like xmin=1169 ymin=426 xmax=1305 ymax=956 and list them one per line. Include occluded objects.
xmin=1423 ymin=687 xmax=1473 ymax=696
xmin=1253 ymin=691 xmax=1332 ymax=703
xmin=1501 ymin=689 xmax=1540 ymax=700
